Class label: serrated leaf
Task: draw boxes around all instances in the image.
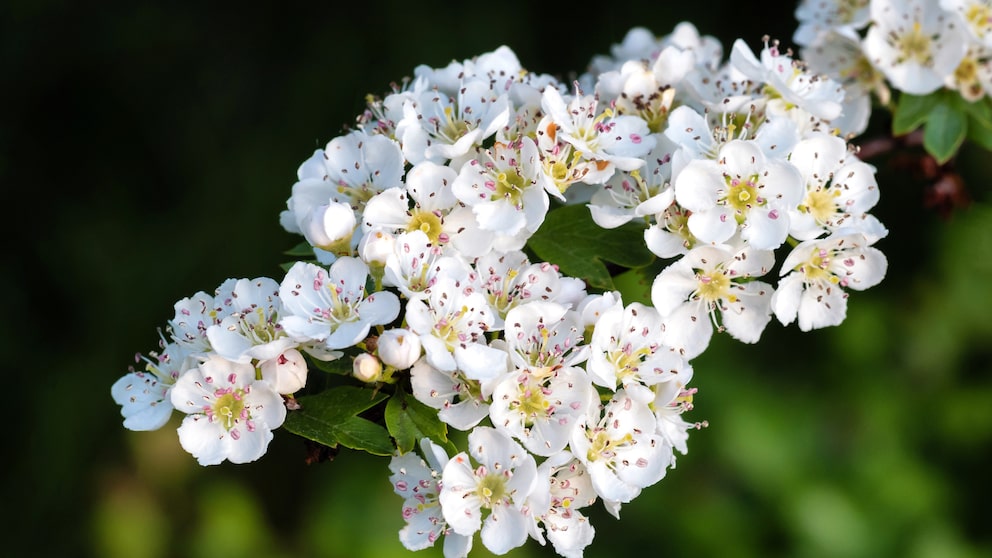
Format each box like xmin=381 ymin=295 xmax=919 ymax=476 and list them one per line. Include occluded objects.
xmin=923 ymin=100 xmax=967 ymax=164
xmin=526 ymin=204 xmax=654 ymax=291
xmin=384 ymin=390 xmax=450 ymax=455
xmin=283 ymin=386 xmax=394 ymax=456
xmin=892 ymin=93 xmax=939 ymax=135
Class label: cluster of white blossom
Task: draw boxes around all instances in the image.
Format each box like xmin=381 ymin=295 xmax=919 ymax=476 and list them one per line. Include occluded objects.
xmin=794 ymin=0 xmax=992 ymax=127
xmin=112 ymin=18 xmax=892 ymax=558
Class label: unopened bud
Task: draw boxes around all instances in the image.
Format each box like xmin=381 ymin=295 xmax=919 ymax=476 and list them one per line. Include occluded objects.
xmin=359 ymin=228 xmax=396 ymax=267
xmin=259 ymin=348 xmax=308 ymax=394
xmin=353 ymin=353 xmax=382 ymax=383
xmin=303 ymin=201 xmax=357 ymax=253
xmin=377 ymin=328 xmax=422 ymax=370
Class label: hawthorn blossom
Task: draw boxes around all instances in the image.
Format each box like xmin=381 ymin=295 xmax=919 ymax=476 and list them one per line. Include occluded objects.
xmin=651 ymin=244 xmax=776 ymax=358
xmin=405 ymin=275 xmax=505 ymax=382
xmin=863 ymin=0 xmax=968 ymax=95
xmin=389 ymin=439 xmax=473 ymax=558
xmin=674 ymin=138 xmax=804 ymax=250
xmin=112 ymin=340 xmax=195 ymax=431
xmin=570 ymin=385 xmax=671 ymax=504
xmin=440 ymin=427 xmax=541 ymax=555
xmin=278 ymin=257 xmax=400 ymax=352
xmin=537 ymin=453 xmax=598 ymax=558
xmin=586 ymin=301 xmax=691 ymax=390
xmin=772 ymin=232 xmax=888 ymax=330
xmin=205 ymin=277 xmax=297 ymax=364
xmin=169 ymin=355 xmax=287 ymax=466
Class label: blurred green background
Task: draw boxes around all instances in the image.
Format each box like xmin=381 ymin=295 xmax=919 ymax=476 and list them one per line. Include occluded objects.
xmin=4 ymin=1 xmax=991 ymax=557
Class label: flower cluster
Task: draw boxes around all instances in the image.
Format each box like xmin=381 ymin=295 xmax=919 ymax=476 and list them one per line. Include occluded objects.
xmin=112 ymin=16 xmax=899 ymax=558
xmin=796 ymin=0 xmax=992 ymax=123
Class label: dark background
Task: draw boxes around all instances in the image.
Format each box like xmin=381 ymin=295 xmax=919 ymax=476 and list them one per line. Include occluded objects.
xmin=4 ymin=1 xmax=991 ymax=557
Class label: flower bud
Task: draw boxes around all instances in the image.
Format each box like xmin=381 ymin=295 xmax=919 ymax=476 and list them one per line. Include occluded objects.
xmin=359 ymin=228 xmax=396 ymax=267
xmin=259 ymin=348 xmax=308 ymax=394
xmin=352 ymin=353 xmax=382 ymax=383
xmin=302 ymin=201 xmax=357 ymax=252
xmin=377 ymin=328 xmax=422 ymax=370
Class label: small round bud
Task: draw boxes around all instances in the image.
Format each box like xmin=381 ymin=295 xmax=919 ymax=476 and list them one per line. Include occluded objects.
xmin=377 ymin=328 xmax=422 ymax=370
xmin=353 ymin=353 xmax=382 ymax=383
xmin=359 ymin=228 xmax=396 ymax=266
xmin=303 ymin=201 xmax=357 ymax=252
xmin=259 ymin=348 xmax=308 ymax=394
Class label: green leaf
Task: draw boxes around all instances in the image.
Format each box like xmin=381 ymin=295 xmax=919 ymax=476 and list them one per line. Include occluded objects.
xmin=923 ymin=100 xmax=967 ymax=164
xmin=283 ymin=386 xmax=394 ymax=456
xmin=967 ymin=112 xmax=992 ymax=151
xmin=962 ymin=97 xmax=992 ymax=129
xmin=285 ymin=241 xmax=316 ymax=258
xmin=892 ymin=93 xmax=940 ymax=135
xmin=308 ymin=354 xmax=352 ymax=375
xmin=611 ymin=265 xmax=656 ymax=306
xmin=526 ymin=204 xmax=654 ymax=291
xmin=384 ymin=390 xmax=451 ymax=455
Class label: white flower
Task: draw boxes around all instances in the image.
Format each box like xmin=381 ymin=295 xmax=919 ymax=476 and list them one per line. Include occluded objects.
xmin=169 ymin=290 xmax=223 ymax=354
xmin=537 ymin=453 xmax=598 ymax=558
xmin=587 ymin=302 xmax=691 ymax=390
xmin=787 ymin=132 xmax=880 ymax=240
xmin=489 ymin=364 xmax=597 ymax=457
xmin=588 ymin=136 xmax=677 ymax=229
xmin=205 ymin=277 xmax=298 ymax=364
xmin=389 ymin=439 xmax=473 ymax=557
xmin=452 ymin=137 xmax=549 ymax=248
xmin=651 ymin=244 xmax=776 ymax=358
xmin=383 ymin=230 xmax=472 ymax=301
xmin=352 ymin=353 xmax=383 ymax=383
xmin=111 ymin=341 xmax=195 ymax=431
xmin=395 ymin=78 xmax=510 ymax=165
xmin=278 ymin=258 xmax=400 ymax=351
xmin=362 ymin=161 xmax=494 ymax=259
xmin=410 ymin=356 xmax=495 ymax=431
xmin=772 ymin=232 xmax=888 ymax=331
xmin=793 ymin=0 xmax=872 ymax=46
xmin=405 ymin=275 xmax=504 ymax=381
xmin=169 ymin=355 xmax=287 ymax=466
xmin=674 ymin=139 xmax=804 ymax=250
xmin=729 ymin=37 xmax=846 ymax=122
xmin=440 ymin=427 xmax=540 ymax=555
xmin=280 ymin=130 xmax=404 ymax=236
xmin=863 ymin=0 xmax=968 ymax=95
xmin=540 ymin=83 xmax=655 ymax=177
xmin=570 ymin=385 xmax=671 ymax=504
xmin=941 ymin=0 xmax=992 ymax=47
xmin=471 ymin=251 xmax=583 ymax=329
